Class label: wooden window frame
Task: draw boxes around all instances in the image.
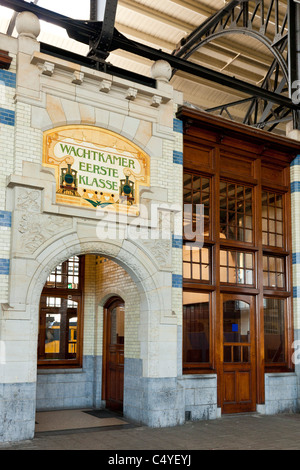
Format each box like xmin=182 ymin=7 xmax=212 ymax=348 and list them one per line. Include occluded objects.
xmin=183 ymin=242 xmax=212 ymax=284
xmin=263 ymin=295 xmax=293 ymax=372
xmin=183 ymin=289 xmax=214 ymax=373
xmin=37 ymin=256 xmax=85 ymax=369
xmin=180 ymin=107 xmax=296 ymax=388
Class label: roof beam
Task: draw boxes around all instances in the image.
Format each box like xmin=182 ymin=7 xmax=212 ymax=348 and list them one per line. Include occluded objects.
xmin=117 ymin=0 xmax=277 ymax=68
xmin=114 ymin=22 xmax=270 ymax=77
xmin=117 ymin=0 xmax=192 ymax=32
xmin=112 ymin=33 xmax=298 ymax=110
xmin=169 ymin=0 xmax=215 ymax=17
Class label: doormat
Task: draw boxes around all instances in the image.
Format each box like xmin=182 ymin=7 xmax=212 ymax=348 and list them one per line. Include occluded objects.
xmin=35 ymin=409 xmax=137 ymax=435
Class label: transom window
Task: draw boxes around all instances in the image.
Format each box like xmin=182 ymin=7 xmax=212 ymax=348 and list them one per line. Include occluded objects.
xmin=183 ymin=172 xmax=210 ymax=236
xmin=262 ymin=191 xmax=284 ymax=248
xmin=263 ymin=255 xmax=285 ymax=289
xmin=220 ymin=181 xmax=253 ymax=243
xmin=183 ymin=243 xmax=210 ymax=282
xmin=220 ymin=250 xmax=254 ymax=286
xmin=46 ymin=256 xmax=80 ymax=290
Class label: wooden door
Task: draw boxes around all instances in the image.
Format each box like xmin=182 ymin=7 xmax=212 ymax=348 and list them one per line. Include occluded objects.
xmin=221 ymin=294 xmax=256 ymax=414
xmin=104 ymin=299 xmax=125 ymax=412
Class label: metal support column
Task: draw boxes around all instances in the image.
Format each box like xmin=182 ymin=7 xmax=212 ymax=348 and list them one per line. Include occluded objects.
xmin=289 ymin=0 xmax=300 ymax=129
xmin=89 ymin=0 xmax=118 ymax=60
xmin=90 ymin=0 xmax=106 ymax=21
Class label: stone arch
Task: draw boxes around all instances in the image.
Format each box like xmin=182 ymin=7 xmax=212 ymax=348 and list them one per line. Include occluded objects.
xmin=27 ymin=237 xmax=160 ymax=313
xmin=24 ymin=234 xmax=168 ymax=379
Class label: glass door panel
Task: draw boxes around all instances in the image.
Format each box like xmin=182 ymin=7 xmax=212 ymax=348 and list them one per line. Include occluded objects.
xmin=221 ymin=295 xmax=256 ymax=414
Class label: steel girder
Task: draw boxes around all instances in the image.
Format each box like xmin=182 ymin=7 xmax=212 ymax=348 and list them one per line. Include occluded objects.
xmin=1 ymin=0 xmax=299 ymax=131
xmin=174 ymin=0 xmax=300 ymax=131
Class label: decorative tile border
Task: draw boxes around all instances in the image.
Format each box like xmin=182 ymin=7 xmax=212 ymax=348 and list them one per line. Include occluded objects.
xmin=0 ymin=259 xmax=9 ymax=275
xmin=173 ymin=150 xmax=183 ymax=165
xmin=0 ymin=107 xmax=15 ymax=126
xmin=0 ymin=69 xmax=16 ymax=88
xmin=0 ymin=211 xmax=12 ymax=227
xmin=173 ymin=118 xmax=183 ymax=134
xmin=291 ymin=181 xmax=300 ymax=193
xmin=172 ymin=273 xmax=182 ymax=288
xmin=172 ymin=234 xmax=183 ymax=248
xmin=290 ymin=155 xmax=300 ymax=167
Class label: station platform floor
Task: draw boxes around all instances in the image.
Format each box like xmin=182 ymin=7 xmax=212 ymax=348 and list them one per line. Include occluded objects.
xmin=1 ymin=409 xmax=300 ymax=451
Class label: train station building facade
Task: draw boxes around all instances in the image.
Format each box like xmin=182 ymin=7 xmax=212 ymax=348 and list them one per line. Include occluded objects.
xmin=0 ymin=11 xmax=300 ymax=443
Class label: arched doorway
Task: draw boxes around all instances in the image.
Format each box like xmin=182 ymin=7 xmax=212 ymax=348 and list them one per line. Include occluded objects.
xmin=102 ymin=297 xmax=125 ymax=413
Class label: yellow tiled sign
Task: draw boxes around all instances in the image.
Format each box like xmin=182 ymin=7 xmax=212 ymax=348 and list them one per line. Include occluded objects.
xmin=43 ymin=125 xmax=150 ymax=214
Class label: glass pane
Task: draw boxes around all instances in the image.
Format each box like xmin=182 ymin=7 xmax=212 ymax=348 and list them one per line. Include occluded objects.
xmin=276 ymin=235 xmax=283 ymax=247
xmin=276 ymin=195 xmax=282 ymax=208
xmin=223 ymin=300 xmax=250 ymax=344
xmin=202 ymin=264 xmax=209 ymax=281
xmin=264 ymin=298 xmax=285 ymax=363
xmin=202 ymin=247 xmax=209 ymax=264
xmin=110 ymin=305 xmax=125 ymax=345
xmin=228 ymin=267 xmax=236 ymax=283
xmin=276 ymin=221 xmax=283 ymax=234
xmin=277 ymin=273 xmax=284 ymax=288
xmin=183 ymin=244 xmax=210 ymax=282
xmin=183 ymin=292 xmax=210 ymax=363
xmin=263 ymin=255 xmax=285 ymax=289
xmin=233 ymin=346 xmax=241 ymax=362
xmin=245 ymin=269 xmax=253 ymax=285
xmin=220 ymin=251 xmax=253 ymax=286
xmin=183 ymin=245 xmax=191 ymax=262
xmin=192 ymin=247 xmax=200 ymax=263
xmin=45 ymin=313 xmax=61 ymax=356
xmin=183 ymin=262 xmax=191 ymax=279
xmin=68 ymin=316 xmax=77 ymax=354
xmin=245 ymin=253 xmax=253 ymax=269
xmin=262 ymin=232 xmax=268 ymax=245
xmin=193 ymin=176 xmax=201 ymax=191
xmin=224 ymin=345 xmax=232 ymax=363
xmin=262 ymin=191 xmax=285 ymax=247
xmin=220 ymin=266 xmax=227 ymax=283
xmin=42 ymin=298 xmax=78 ymax=360
xmin=192 ymin=264 xmax=201 ymax=280
xmin=219 ymin=181 xmax=252 ymax=242
xmin=262 ymin=218 xmax=268 ymax=231
xmin=242 ymin=346 xmax=250 ymax=363
xmin=183 ymin=190 xmax=192 ymax=204
xmin=183 ymin=173 xmax=192 ymax=187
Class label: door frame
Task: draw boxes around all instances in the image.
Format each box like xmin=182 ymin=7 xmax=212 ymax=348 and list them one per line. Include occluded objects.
xmin=219 ymin=293 xmax=257 ymax=414
xmin=102 ymin=296 xmax=125 ymax=409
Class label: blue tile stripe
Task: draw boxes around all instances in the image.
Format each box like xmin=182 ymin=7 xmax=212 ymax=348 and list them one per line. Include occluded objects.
xmin=291 ymin=181 xmax=300 ymax=193
xmin=172 ymin=234 xmax=183 ymax=248
xmin=0 ymin=107 xmax=15 ymax=126
xmin=293 ymin=287 xmax=300 ymax=298
xmin=173 ymin=150 xmax=183 ymax=165
xmin=0 ymin=69 xmax=16 ymax=88
xmin=172 ymin=273 xmax=182 ymax=288
xmin=0 ymin=211 xmax=12 ymax=227
xmin=0 ymin=259 xmax=9 ymax=275
xmin=290 ymin=155 xmax=300 ymax=167
xmin=173 ymin=118 xmax=183 ymax=133
xmin=293 ymin=253 xmax=300 ymax=264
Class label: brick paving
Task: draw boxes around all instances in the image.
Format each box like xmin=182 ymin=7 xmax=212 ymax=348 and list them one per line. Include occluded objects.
xmin=1 ymin=412 xmax=300 ymax=451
